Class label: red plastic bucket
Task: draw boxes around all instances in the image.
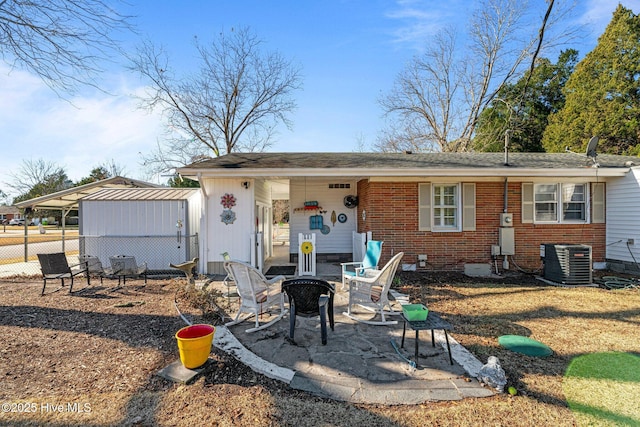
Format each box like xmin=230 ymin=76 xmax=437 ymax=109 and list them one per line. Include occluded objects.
xmin=175 ymin=324 xmax=215 ymax=369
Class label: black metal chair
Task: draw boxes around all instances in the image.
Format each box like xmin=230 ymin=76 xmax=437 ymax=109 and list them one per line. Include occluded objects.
xmin=37 ymin=253 xmax=90 ymax=295
xmin=282 ymin=278 xmax=335 ymax=345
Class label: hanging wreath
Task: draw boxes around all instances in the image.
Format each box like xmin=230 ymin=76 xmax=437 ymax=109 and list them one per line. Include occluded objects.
xmin=220 ymin=193 xmax=236 ymax=209
xmin=300 ymin=241 xmax=314 ymax=254
xmin=220 ymin=209 xmax=236 ymax=225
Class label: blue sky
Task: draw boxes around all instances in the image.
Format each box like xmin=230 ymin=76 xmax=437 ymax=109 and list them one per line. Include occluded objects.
xmin=1 ymin=0 xmax=638 ymax=196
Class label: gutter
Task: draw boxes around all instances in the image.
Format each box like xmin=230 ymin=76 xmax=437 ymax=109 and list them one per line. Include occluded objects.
xmin=177 ymin=167 xmax=632 ymax=179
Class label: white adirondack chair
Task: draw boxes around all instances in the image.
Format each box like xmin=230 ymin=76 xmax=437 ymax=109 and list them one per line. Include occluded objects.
xmin=223 ymin=260 xmax=288 ymax=333
xmin=343 ymin=252 xmax=404 ymax=325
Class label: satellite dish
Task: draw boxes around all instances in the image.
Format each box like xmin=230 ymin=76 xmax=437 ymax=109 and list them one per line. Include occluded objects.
xmin=343 ymin=195 xmax=358 ymax=209
xmin=586 ymin=136 xmax=599 ymax=159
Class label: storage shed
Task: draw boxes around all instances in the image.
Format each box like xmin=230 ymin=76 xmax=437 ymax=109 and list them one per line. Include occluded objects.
xmin=79 ymin=188 xmax=201 ymax=271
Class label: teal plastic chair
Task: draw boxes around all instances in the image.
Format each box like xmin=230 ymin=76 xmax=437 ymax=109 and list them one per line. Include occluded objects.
xmin=340 ymin=240 xmax=383 ymax=290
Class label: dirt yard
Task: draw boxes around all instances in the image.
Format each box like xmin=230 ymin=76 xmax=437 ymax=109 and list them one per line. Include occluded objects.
xmin=0 ymin=271 xmax=638 ymax=426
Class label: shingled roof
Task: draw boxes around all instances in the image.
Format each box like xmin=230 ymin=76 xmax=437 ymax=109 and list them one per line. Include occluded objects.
xmin=178 ymin=152 xmax=638 ymax=178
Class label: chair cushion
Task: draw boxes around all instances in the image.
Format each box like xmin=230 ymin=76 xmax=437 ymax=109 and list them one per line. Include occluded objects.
xmin=370 ymin=285 xmax=382 ymax=302
xmin=255 ymin=290 xmax=268 ymax=303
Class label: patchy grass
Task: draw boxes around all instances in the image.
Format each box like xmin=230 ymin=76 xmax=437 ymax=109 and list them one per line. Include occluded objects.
xmin=563 ymin=352 xmax=640 ymax=426
xmin=0 ymin=272 xmax=638 ymax=426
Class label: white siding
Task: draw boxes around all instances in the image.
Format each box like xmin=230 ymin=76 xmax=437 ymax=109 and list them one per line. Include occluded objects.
xmin=202 ymin=178 xmax=255 ymax=264
xmin=289 ymin=178 xmax=357 ymax=256
xmin=606 ymin=168 xmax=640 ymax=262
xmin=254 ymin=179 xmax=270 ymax=205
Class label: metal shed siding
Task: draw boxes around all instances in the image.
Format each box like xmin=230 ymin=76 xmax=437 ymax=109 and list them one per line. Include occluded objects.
xmin=606 ymin=168 xmax=640 ymax=262
xmin=289 ymin=178 xmax=357 ymax=256
xmin=82 ymin=200 xmax=185 ymax=235
xmin=79 ymin=191 xmax=201 ymax=270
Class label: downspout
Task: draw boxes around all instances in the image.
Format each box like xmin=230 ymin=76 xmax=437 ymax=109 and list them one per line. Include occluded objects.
xmin=196 ymin=172 xmax=208 ymax=275
xmin=504 ymin=178 xmax=508 ymax=213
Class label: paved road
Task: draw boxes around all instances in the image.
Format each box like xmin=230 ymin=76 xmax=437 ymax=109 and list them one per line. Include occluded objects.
xmin=0 ymin=239 xmax=80 ymax=277
xmin=0 ymin=239 xmax=79 ymax=261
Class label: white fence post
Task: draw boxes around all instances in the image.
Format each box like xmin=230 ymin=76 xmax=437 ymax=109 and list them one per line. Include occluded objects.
xmin=298 ymin=233 xmax=316 ymax=276
xmin=352 ymin=231 xmax=367 ymax=263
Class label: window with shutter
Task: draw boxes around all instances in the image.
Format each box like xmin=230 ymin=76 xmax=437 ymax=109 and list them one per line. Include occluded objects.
xmin=522 ymin=182 xmax=591 ymax=224
xmin=419 ymin=182 xmax=473 ymax=232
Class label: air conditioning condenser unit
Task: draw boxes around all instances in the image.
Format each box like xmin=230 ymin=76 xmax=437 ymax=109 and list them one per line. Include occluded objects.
xmin=542 ymin=244 xmax=592 ymax=285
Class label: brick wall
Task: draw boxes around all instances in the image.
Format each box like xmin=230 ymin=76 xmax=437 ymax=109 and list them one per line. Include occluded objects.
xmin=357 ymin=180 xmax=605 ymax=272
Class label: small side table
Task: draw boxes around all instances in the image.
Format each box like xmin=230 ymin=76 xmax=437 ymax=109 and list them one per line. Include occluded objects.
xmin=401 ymin=312 xmax=453 ymax=365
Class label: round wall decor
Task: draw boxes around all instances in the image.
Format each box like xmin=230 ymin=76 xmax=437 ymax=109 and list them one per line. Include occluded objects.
xmin=220 ymin=193 xmax=236 ymax=209
xmin=337 ymin=213 xmax=347 ymax=223
xmin=220 ymin=209 xmax=236 ymax=225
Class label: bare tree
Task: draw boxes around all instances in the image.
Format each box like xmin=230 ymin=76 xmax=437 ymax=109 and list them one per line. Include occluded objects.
xmin=97 ymin=159 xmax=126 ymax=178
xmin=379 ymin=0 xmax=573 ymax=152
xmin=373 ymin=122 xmax=436 ymax=153
xmin=0 ymin=0 xmax=132 ymax=95
xmin=6 ymin=158 xmax=70 ymax=203
xmin=131 ymin=27 xmax=303 ymax=174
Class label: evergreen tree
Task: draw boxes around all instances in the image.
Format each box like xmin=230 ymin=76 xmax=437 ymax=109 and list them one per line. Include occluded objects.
xmin=474 ymin=49 xmax=578 ymax=152
xmin=75 ymin=167 xmax=112 ymax=186
xmin=542 ymin=5 xmax=640 ymax=155
xmin=167 ymin=175 xmax=200 ymax=188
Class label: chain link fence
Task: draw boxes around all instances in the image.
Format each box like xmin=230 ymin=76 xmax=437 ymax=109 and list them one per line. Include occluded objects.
xmin=0 ymin=233 xmax=198 ymax=278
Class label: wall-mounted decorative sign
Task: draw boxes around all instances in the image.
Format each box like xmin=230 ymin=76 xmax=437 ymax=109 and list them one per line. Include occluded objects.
xmin=293 ymin=205 xmax=323 ymax=213
xmin=310 ymin=215 xmax=323 ymax=230
xmin=220 ymin=209 xmax=236 ymax=225
xmin=220 ymin=193 xmax=236 ymax=209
